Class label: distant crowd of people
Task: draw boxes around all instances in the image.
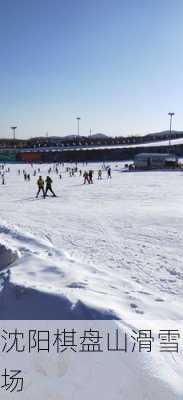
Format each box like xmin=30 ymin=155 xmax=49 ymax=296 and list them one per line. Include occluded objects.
xmin=0 ymin=162 xmax=112 ymax=198
xmin=83 ymin=166 xmax=111 ymax=184
xmin=0 ymin=164 xmax=10 ymax=185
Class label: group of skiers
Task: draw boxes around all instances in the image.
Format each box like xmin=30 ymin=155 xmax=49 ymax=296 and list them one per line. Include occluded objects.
xmin=83 ymin=167 xmax=111 ymax=184
xmin=13 ymin=162 xmax=112 ymax=198
xmin=83 ymin=170 xmax=94 ymax=184
xmin=36 ymin=175 xmax=56 ymax=198
xmin=30 ymin=164 xmax=112 ymax=196
xmin=0 ymin=164 xmax=10 ymax=185
xmin=24 ymin=172 xmax=31 ymax=181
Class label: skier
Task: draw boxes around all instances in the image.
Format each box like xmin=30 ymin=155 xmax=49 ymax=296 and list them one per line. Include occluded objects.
xmin=98 ymin=170 xmax=102 ymax=180
xmin=44 ymin=176 xmax=56 ymax=197
xmin=107 ymin=167 xmax=111 ymax=179
xmin=88 ymin=170 xmax=93 ymax=184
xmin=36 ymin=176 xmax=45 ymax=198
xmin=83 ymin=171 xmax=89 ymax=184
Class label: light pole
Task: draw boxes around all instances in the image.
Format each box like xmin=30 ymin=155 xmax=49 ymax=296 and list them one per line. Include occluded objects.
xmin=76 ymin=117 xmax=81 ymax=137
xmin=168 ymin=112 xmax=175 ymax=147
xmin=11 ymin=126 xmax=17 ymax=141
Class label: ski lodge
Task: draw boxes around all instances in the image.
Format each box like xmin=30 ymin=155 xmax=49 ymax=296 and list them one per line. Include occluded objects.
xmin=134 ymin=153 xmax=178 ymax=170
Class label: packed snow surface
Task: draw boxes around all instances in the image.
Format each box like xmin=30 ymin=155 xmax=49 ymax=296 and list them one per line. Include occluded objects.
xmin=0 ymin=162 xmax=183 ymax=399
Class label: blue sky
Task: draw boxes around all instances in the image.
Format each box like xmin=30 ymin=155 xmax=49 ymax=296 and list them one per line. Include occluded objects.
xmin=0 ymin=0 xmax=183 ymax=138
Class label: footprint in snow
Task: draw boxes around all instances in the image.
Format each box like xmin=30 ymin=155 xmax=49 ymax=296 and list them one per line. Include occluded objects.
xmin=155 ymin=298 xmax=164 ymax=302
xmin=67 ymin=282 xmax=86 ymax=289
xmin=130 ymin=303 xmax=144 ymax=315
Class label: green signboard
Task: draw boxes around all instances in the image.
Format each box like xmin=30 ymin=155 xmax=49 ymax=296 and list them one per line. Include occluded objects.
xmin=0 ymin=152 xmax=16 ymax=162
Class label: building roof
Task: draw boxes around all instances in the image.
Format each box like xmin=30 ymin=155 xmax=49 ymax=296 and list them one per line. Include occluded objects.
xmin=135 ymin=152 xmax=176 ymax=159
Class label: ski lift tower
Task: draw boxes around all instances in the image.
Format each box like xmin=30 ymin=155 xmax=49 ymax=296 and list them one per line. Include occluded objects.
xmin=11 ymin=126 xmax=17 ymax=141
xmin=168 ymin=112 xmax=175 ymax=147
xmin=76 ymin=117 xmax=81 ymax=138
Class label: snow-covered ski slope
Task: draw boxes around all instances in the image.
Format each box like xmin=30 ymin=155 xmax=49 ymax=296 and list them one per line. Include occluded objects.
xmin=0 ymin=162 xmax=183 ymax=319
xmin=0 ymin=162 xmax=183 ymax=399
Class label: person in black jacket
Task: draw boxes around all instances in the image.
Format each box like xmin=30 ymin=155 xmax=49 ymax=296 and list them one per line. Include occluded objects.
xmin=88 ymin=170 xmax=93 ymax=184
xmin=107 ymin=167 xmax=111 ymax=179
xmin=44 ymin=176 xmax=56 ymax=197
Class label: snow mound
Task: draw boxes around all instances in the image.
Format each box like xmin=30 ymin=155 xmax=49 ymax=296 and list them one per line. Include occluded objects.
xmin=0 ymin=243 xmax=19 ymax=271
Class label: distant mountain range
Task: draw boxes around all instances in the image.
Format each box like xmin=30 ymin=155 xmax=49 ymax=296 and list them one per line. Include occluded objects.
xmin=29 ymin=131 xmax=183 ymax=141
xmin=146 ymin=130 xmax=183 ymax=137
xmin=30 ymin=133 xmax=109 ymax=141
xmin=90 ymin=133 xmax=109 ymax=139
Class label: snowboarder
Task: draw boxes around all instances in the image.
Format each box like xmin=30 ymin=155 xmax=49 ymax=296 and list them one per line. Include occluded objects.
xmin=44 ymin=176 xmax=56 ymax=197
